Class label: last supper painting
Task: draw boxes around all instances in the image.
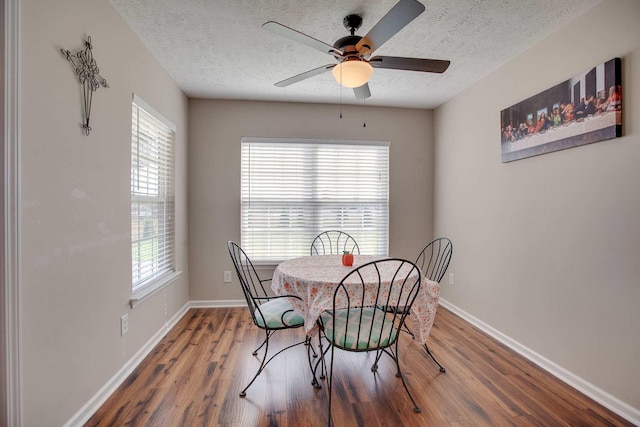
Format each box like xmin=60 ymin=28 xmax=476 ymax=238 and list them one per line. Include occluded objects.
xmin=500 ymin=57 xmax=622 ymax=163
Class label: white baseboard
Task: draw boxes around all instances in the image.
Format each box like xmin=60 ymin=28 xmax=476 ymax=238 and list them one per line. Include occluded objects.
xmin=438 ymin=298 xmax=640 ymax=426
xmin=62 ymin=302 xmax=190 ymax=427
xmin=189 ymin=299 xmax=247 ymax=308
xmin=62 ymin=300 xmax=247 ymax=426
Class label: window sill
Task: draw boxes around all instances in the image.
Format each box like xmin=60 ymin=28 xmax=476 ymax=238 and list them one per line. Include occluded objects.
xmin=253 ymin=262 xmax=279 ymax=271
xmin=130 ymin=270 xmax=182 ymax=308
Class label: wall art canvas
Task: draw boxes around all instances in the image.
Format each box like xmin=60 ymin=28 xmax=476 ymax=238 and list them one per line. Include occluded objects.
xmin=501 ymin=58 xmax=622 ymax=163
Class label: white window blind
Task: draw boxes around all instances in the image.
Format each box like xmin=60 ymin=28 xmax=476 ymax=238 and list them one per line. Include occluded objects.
xmin=131 ymin=96 xmax=176 ymax=293
xmin=241 ymin=138 xmax=389 ymax=263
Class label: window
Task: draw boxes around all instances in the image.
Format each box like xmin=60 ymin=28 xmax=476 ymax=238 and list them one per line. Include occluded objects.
xmin=241 ymin=137 xmax=389 ymax=263
xmin=131 ymin=95 xmax=176 ymax=296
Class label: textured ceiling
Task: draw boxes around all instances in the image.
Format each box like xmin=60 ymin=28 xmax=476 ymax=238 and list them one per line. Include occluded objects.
xmin=109 ymin=0 xmax=602 ymax=109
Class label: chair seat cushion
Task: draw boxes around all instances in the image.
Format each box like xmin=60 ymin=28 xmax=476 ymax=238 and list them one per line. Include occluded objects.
xmin=320 ymin=307 xmax=398 ymax=350
xmin=255 ymin=298 xmax=304 ymax=329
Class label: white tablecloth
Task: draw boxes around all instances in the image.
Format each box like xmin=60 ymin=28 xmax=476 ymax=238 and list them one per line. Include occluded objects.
xmin=271 ymin=255 xmax=440 ymax=344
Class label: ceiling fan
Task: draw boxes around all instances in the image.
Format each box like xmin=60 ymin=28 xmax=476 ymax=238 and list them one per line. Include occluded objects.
xmin=262 ymin=0 xmax=450 ymax=100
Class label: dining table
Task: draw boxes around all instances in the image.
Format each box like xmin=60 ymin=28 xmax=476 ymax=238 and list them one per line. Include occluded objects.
xmin=271 ymin=254 xmax=441 ymax=345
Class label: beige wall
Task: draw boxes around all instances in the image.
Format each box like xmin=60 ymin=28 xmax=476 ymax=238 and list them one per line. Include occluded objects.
xmin=435 ymin=0 xmax=640 ymax=413
xmin=188 ymin=99 xmax=434 ymax=301
xmin=15 ymin=0 xmax=639 ymax=424
xmin=19 ymin=0 xmax=189 ymax=425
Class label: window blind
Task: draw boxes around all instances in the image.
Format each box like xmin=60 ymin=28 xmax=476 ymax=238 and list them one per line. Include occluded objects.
xmin=131 ymin=97 xmax=176 ymax=292
xmin=241 ymin=138 xmax=389 ymax=263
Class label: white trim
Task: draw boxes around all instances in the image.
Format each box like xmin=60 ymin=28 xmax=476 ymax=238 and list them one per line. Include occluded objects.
xmin=241 ymin=136 xmax=391 ymax=147
xmin=62 ymin=300 xmax=251 ymax=426
xmin=3 ymin=0 xmax=21 ymax=425
xmin=132 ymin=93 xmax=176 ymax=131
xmin=62 ymin=302 xmax=190 ymax=427
xmin=252 ymin=262 xmax=278 ymax=270
xmin=438 ymin=299 xmax=640 ymax=426
xmin=130 ymin=270 xmax=182 ymax=308
xmin=189 ymin=299 xmax=247 ymax=308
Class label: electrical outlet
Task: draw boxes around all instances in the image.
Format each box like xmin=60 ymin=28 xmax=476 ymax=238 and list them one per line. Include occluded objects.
xmin=120 ymin=314 xmax=129 ymax=336
xmin=449 ymin=273 xmax=455 ymax=285
xmin=224 ymin=271 xmax=232 ymax=283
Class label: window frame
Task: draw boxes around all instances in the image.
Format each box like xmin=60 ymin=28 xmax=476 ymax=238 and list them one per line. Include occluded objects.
xmin=130 ymin=94 xmax=180 ymax=307
xmin=240 ymin=137 xmax=390 ymax=264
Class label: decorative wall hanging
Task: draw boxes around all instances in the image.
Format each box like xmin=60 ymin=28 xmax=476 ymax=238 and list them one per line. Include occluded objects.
xmin=61 ymin=36 xmax=109 ymax=136
xmin=500 ymin=58 xmax=622 ymax=162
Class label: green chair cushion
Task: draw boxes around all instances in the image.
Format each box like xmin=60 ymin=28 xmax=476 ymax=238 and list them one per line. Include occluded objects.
xmin=320 ymin=307 xmax=398 ymax=350
xmin=255 ymin=298 xmax=304 ymax=329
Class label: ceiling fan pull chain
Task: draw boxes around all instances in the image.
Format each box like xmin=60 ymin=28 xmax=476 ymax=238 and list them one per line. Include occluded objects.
xmin=339 ymin=66 xmax=343 ymax=118
xmin=363 ymin=97 xmax=367 ymax=127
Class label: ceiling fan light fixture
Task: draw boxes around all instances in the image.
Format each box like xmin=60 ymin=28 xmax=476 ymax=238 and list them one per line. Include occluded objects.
xmin=332 ymin=60 xmax=373 ymax=88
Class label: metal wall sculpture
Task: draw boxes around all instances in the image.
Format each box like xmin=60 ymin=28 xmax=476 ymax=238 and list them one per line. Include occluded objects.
xmin=61 ymin=36 xmax=109 ymax=136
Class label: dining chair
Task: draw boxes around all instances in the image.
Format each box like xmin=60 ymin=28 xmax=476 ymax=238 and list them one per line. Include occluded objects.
xmin=310 ymin=230 xmax=360 ymax=256
xmin=412 ymin=237 xmax=453 ymax=373
xmin=416 ymin=237 xmax=453 ymax=283
xmin=227 ymin=241 xmax=314 ymax=396
xmin=380 ymin=237 xmax=453 ymax=373
xmin=317 ymin=258 xmax=423 ymax=426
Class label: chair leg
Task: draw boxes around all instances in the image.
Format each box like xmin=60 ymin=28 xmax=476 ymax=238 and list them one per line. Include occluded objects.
xmin=305 ymin=336 xmax=318 ymax=358
xmin=326 ymin=345 xmax=336 ymax=427
xmin=312 ymin=332 xmax=330 ymax=387
xmin=424 ymin=343 xmax=446 ymax=373
xmin=252 ymin=333 xmax=269 ymax=355
xmin=371 ymin=343 xmax=421 ymax=414
xmin=392 ymin=341 xmax=421 ymax=413
xmin=402 ymin=323 xmax=416 ymax=339
xmin=402 ymin=317 xmax=445 ymax=373
xmin=240 ymin=329 xmax=308 ymax=397
xmin=307 ymin=336 xmax=325 ymax=389
xmin=309 ymin=344 xmax=320 ymax=388
xmin=371 ymin=349 xmax=384 ymax=372
xmin=241 ymin=329 xmax=271 ymax=397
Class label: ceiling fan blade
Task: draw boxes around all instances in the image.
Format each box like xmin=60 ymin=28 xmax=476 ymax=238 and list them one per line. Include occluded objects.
xmin=356 ymin=0 xmax=425 ymax=57
xmin=353 ymin=83 xmax=371 ymax=100
xmin=370 ymin=56 xmax=450 ymax=73
xmin=274 ymin=64 xmax=336 ymax=87
xmin=263 ymin=21 xmax=343 ymax=57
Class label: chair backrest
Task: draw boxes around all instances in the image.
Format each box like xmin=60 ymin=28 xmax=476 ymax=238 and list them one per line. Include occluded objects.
xmin=311 ymin=230 xmax=360 ymax=255
xmin=327 ymin=258 xmax=421 ymax=350
xmin=415 ymin=237 xmax=453 ymax=282
xmin=227 ymin=241 xmax=269 ymax=326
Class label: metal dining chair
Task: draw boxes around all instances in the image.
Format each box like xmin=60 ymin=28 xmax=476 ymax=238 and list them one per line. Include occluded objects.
xmin=310 ymin=230 xmax=360 ymax=255
xmin=380 ymin=237 xmax=453 ymax=373
xmin=317 ymin=258 xmax=423 ymax=426
xmin=416 ymin=237 xmax=453 ymax=283
xmin=412 ymin=237 xmax=453 ymax=372
xmin=227 ymin=241 xmax=314 ymax=396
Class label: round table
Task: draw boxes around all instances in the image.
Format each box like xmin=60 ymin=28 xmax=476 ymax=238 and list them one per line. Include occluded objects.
xmin=271 ymin=255 xmax=440 ymax=344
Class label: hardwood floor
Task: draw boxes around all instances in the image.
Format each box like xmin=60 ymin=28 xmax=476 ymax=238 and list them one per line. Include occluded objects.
xmin=86 ymin=306 xmax=632 ymax=426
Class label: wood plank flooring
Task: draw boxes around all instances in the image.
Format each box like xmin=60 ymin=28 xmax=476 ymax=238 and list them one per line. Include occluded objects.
xmin=86 ymin=306 xmax=633 ymax=426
